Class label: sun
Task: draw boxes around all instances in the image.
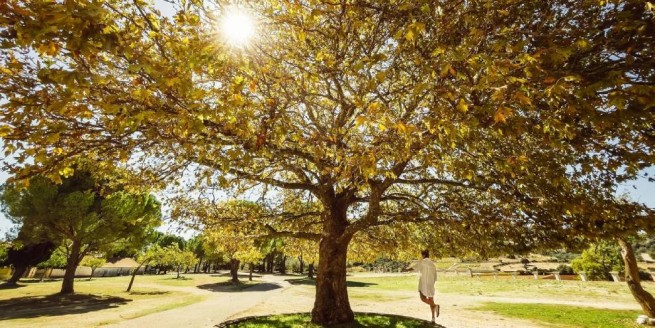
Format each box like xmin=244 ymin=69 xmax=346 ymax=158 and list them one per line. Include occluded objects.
xmin=221 ymin=9 xmax=256 ymax=46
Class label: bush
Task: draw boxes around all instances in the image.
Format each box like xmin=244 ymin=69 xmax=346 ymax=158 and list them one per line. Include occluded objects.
xmin=571 ymin=241 xmax=623 ymax=281
xmin=639 ymin=270 xmax=653 ymax=281
xmin=557 ymin=264 xmax=575 ymax=275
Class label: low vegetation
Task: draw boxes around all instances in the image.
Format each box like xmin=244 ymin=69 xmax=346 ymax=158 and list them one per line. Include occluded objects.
xmin=471 ymin=303 xmax=641 ymax=328
xmin=222 ymin=313 xmax=435 ymax=328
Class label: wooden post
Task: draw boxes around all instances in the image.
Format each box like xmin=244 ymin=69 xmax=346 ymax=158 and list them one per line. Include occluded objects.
xmin=610 ymin=271 xmax=621 ymax=282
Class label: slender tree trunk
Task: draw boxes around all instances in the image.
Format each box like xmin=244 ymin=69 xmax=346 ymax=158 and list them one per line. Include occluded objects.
xmin=89 ymin=267 xmax=96 ymax=281
xmin=40 ymin=267 xmax=48 ymax=282
xmin=5 ymin=264 xmax=28 ymax=286
xmin=230 ymin=258 xmax=240 ymax=283
xmin=127 ymin=262 xmax=145 ymax=292
xmin=618 ymin=238 xmax=655 ymax=318
xmin=299 ymin=256 xmax=304 ymax=274
xmin=177 ymin=266 xmax=181 ymax=279
xmin=60 ymin=241 xmax=83 ymax=294
xmin=279 ymin=255 xmax=287 ymax=274
xmin=307 ymin=263 xmax=314 ymax=279
xmin=249 ymin=262 xmax=254 ymax=281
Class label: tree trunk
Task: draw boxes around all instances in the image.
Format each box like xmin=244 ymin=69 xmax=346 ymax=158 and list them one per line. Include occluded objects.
xmin=299 ymin=256 xmax=304 ymax=274
xmin=249 ymin=262 xmax=254 ymax=281
xmin=127 ymin=262 xmax=144 ymax=292
xmin=308 ymin=263 xmax=314 ymax=279
xmin=5 ymin=264 xmax=28 ymax=286
xmin=176 ymin=266 xmax=181 ymax=279
xmin=60 ymin=241 xmax=83 ymax=294
xmin=40 ymin=267 xmax=48 ymax=282
xmin=618 ymin=238 xmax=655 ymax=317
xmin=279 ymin=255 xmax=287 ymax=274
xmin=230 ymin=258 xmax=240 ymax=284
xmin=89 ymin=267 xmax=96 ymax=281
xmin=311 ymin=232 xmax=354 ymax=325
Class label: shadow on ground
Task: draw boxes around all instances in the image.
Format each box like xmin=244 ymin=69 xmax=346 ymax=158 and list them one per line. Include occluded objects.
xmin=210 ymin=273 xmax=263 ymax=279
xmin=197 ymin=281 xmax=281 ymax=293
xmin=0 ymin=283 xmax=26 ymax=290
xmin=285 ymin=278 xmax=377 ymax=288
xmin=0 ymin=293 xmax=131 ymax=320
xmin=129 ymin=290 xmax=170 ymax=296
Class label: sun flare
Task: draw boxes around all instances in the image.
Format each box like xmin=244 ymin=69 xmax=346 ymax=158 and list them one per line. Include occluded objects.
xmin=221 ymin=9 xmax=255 ymax=46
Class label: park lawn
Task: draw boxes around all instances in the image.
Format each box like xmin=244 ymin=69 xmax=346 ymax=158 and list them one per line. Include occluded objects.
xmin=0 ymin=275 xmax=211 ymax=327
xmin=471 ymin=302 xmax=642 ymax=328
xmin=225 ymin=313 xmax=435 ymax=327
xmin=346 ymin=275 xmax=640 ymax=303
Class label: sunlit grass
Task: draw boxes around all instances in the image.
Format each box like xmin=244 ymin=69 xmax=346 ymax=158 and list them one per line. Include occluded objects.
xmin=226 ymin=313 xmax=435 ymax=327
xmin=471 ymin=302 xmax=641 ymax=328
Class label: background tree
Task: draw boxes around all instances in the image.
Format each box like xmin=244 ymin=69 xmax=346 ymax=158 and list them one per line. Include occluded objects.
xmin=36 ymin=246 xmax=67 ymax=281
xmin=127 ymin=245 xmax=165 ymax=292
xmin=0 ymin=168 xmax=161 ymax=294
xmin=1 ymin=240 xmax=56 ymax=286
xmin=186 ymin=235 xmax=206 ymax=273
xmin=160 ymin=245 xmax=197 ymax=279
xmin=571 ymin=241 xmax=624 ymax=281
xmin=0 ymin=242 xmax=8 ymax=266
xmin=1 ymin=0 xmax=654 ymax=324
xmin=81 ymin=255 xmax=107 ymax=281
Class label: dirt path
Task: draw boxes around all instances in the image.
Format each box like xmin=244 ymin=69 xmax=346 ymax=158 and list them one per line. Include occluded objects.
xmin=104 ymin=274 xmax=292 ymax=328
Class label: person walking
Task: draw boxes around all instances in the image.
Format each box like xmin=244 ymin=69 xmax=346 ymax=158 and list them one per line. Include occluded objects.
xmin=405 ymin=249 xmax=439 ymax=322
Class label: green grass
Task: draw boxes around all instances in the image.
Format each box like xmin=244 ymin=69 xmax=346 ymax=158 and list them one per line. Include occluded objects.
xmin=0 ymin=274 xmax=209 ymax=327
xmin=227 ymin=313 xmax=435 ymax=327
xmin=471 ymin=303 xmax=641 ymax=328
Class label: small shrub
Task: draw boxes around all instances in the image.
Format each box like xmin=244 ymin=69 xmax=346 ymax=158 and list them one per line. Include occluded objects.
xmin=557 ymin=264 xmax=575 ymax=275
xmin=638 ymin=270 xmax=653 ymax=281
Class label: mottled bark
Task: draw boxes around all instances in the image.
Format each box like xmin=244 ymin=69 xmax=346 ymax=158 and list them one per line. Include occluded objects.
xmin=311 ymin=235 xmax=353 ymax=325
xmin=310 ymin=198 xmax=355 ymax=325
xmin=618 ymin=238 xmax=655 ymax=318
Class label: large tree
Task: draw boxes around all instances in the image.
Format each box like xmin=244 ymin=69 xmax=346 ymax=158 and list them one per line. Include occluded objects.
xmin=1 ymin=0 xmax=655 ymax=324
xmin=0 ymin=169 xmax=162 ymax=294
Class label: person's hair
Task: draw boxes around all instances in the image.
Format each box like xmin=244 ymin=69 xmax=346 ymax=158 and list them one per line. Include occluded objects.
xmin=421 ymin=249 xmax=429 ymax=258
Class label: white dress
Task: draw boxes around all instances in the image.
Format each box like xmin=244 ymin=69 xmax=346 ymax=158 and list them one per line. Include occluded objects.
xmin=410 ymin=258 xmax=437 ymax=297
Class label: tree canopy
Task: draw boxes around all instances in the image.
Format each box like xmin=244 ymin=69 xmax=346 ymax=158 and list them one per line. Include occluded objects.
xmin=1 ymin=0 xmax=654 ymax=324
xmin=0 ymin=166 xmax=162 ymax=293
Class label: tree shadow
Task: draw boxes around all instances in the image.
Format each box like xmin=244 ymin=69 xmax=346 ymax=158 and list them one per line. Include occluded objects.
xmin=14 ymin=278 xmax=61 ymax=284
xmin=164 ymin=276 xmax=193 ymax=281
xmin=197 ymin=281 xmax=281 ymax=293
xmin=129 ymin=291 xmax=170 ymax=296
xmin=0 ymin=283 xmax=26 ymax=290
xmin=210 ymin=272 xmax=263 ymax=279
xmin=0 ymin=293 xmax=131 ymax=320
xmin=284 ymin=278 xmax=378 ymax=288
